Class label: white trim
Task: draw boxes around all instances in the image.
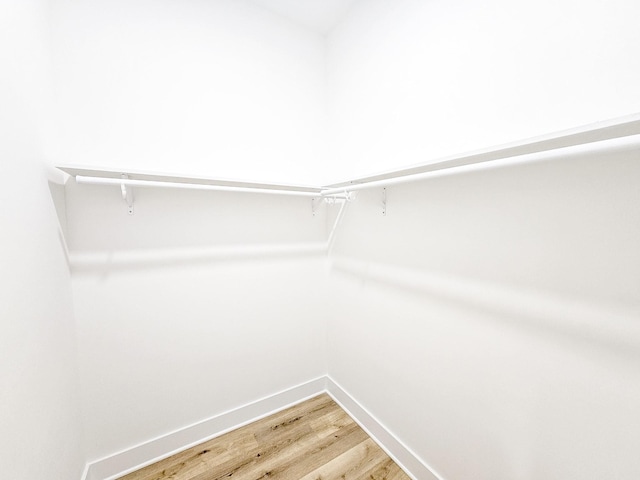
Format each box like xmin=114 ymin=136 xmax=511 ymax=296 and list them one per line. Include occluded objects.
xmin=325 ymin=376 xmax=444 ymax=480
xmin=79 ymin=375 xmax=440 ymax=480
xmin=81 ymin=376 xmax=327 ymax=480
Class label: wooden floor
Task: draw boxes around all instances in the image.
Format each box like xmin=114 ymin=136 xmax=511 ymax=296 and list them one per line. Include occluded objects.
xmin=118 ymin=394 xmax=411 ymax=480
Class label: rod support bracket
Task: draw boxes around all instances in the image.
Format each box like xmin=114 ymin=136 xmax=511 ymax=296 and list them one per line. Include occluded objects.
xmin=382 ymin=188 xmax=386 ymax=216
xmin=121 ymin=174 xmax=134 ymax=215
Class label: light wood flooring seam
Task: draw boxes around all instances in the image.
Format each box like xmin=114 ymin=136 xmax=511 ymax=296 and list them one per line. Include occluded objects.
xmin=118 ymin=393 xmax=411 ymax=480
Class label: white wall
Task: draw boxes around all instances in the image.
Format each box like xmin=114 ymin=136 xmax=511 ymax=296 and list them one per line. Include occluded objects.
xmin=325 ymin=5 xmax=640 ymax=476
xmin=49 ymin=0 xmax=329 ymax=185
xmin=6 ymin=1 xmax=638 ymax=478
xmin=326 ymin=0 xmax=640 ymax=182
xmin=327 ymin=140 xmax=640 ymax=479
xmin=65 ymin=181 xmax=331 ymax=462
xmin=47 ymin=0 xmax=334 ymax=467
xmin=0 ymin=1 xmax=85 ymax=479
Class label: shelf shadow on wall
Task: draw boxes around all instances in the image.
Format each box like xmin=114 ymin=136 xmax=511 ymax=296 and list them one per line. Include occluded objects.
xmin=69 ymin=242 xmax=327 ymax=275
xmin=330 ymin=256 xmax=640 ymax=359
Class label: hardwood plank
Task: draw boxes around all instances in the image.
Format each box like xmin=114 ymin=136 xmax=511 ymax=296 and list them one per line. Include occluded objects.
xmin=121 ymin=395 xmax=336 ymax=480
xmin=244 ymin=422 xmax=368 ymax=480
xmin=354 ymin=457 xmax=407 ymax=480
xmin=191 ymin=422 xmax=366 ymax=480
xmin=118 ymin=394 xmax=411 ymax=480
xmin=297 ymin=438 xmax=387 ymax=480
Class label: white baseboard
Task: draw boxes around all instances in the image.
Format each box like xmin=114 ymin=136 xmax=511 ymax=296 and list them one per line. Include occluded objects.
xmin=82 ymin=375 xmax=441 ymax=480
xmin=326 ymin=376 xmax=444 ymax=480
xmin=82 ymin=376 xmax=327 ymax=480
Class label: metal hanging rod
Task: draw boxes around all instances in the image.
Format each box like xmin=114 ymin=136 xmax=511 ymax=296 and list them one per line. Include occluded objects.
xmin=75 ymin=175 xmax=347 ymax=198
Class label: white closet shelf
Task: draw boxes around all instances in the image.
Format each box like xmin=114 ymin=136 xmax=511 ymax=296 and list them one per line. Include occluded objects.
xmin=57 ymin=165 xmax=331 ymax=197
xmin=324 ymin=112 xmax=640 ymax=192
xmin=58 ymin=112 xmax=640 ymax=199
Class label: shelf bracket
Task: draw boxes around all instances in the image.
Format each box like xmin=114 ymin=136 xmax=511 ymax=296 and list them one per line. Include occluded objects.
xmin=311 ymin=197 xmax=319 ymax=217
xmin=121 ymin=174 xmax=134 ymax=215
xmin=382 ymin=187 xmax=386 ymax=216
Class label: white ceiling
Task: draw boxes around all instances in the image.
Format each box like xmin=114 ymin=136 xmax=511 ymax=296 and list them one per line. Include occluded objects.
xmin=248 ymin=0 xmax=359 ymax=35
